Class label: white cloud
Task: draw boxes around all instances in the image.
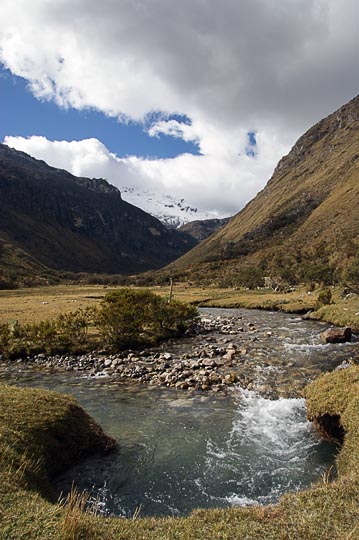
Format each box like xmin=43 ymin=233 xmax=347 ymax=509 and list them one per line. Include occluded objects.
xmin=4 ymin=134 xmax=288 ymax=216
xmin=1 ymin=0 xmax=359 ymax=215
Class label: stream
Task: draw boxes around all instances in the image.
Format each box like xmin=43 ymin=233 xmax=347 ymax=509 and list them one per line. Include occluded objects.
xmin=1 ymin=307 xmax=357 ymax=517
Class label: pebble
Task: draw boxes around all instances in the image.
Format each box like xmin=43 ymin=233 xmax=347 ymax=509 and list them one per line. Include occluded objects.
xmin=3 ymin=312 xmax=323 ymax=399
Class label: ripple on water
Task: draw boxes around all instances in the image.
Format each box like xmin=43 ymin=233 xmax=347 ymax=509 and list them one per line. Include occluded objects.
xmin=0 ymin=306 xmax=344 ymax=517
xmin=50 ymin=383 xmax=337 ymax=517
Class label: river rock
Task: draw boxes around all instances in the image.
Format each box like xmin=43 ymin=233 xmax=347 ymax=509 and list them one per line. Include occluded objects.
xmin=209 ymin=372 xmax=220 ymax=383
xmin=321 ymin=327 xmax=352 ymax=344
xmin=201 ymin=358 xmax=216 ymax=367
xmin=335 ymin=360 xmax=353 ymax=370
xmin=223 ymin=348 xmax=236 ymax=362
xmin=225 ymin=372 xmax=237 ymax=383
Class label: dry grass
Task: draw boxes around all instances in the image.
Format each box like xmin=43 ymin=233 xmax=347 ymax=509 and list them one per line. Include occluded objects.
xmin=0 ymin=285 xmax=118 ymax=324
xmin=1 ymin=283 xmax=358 ymax=329
xmin=59 ymin=485 xmax=91 ymax=540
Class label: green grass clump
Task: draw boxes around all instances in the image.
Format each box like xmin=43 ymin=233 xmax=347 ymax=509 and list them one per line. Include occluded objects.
xmin=0 ymin=385 xmax=116 ymax=495
xmin=2 ymin=368 xmax=359 ymax=539
xmin=305 ymin=366 xmax=359 ymax=477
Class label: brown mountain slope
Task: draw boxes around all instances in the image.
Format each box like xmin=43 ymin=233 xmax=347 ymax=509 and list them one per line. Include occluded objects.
xmin=0 ymin=144 xmax=196 ymax=280
xmin=166 ymin=94 xmax=359 ymax=286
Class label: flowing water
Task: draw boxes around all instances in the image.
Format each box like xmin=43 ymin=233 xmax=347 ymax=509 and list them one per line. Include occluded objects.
xmin=1 ymin=307 xmax=356 ymax=517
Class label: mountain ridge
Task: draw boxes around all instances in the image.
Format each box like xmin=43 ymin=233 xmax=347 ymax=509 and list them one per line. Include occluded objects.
xmin=120 ymin=186 xmax=220 ymax=228
xmin=164 ymin=94 xmax=359 ymax=286
xmin=0 ymin=143 xmax=196 ymax=281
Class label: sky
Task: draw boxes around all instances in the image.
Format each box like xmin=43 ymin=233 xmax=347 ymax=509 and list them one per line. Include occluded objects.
xmin=1 ymin=0 xmax=359 ymax=218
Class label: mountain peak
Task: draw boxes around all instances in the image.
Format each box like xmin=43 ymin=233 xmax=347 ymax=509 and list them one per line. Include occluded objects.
xmin=120 ymin=186 xmax=219 ymax=228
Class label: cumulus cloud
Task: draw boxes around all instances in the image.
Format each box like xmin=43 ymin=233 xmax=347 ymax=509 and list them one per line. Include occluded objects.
xmin=4 ymin=134 xmax=287 ymax=216
xmin=1 ymin=0 xmax=359 ymax=214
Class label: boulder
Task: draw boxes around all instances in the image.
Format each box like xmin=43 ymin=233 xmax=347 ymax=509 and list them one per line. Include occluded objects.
xmin=321 ymin=327 xmax=352 ymax=344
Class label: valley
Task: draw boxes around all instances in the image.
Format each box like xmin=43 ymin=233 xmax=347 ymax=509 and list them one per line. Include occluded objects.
xmin=0 ymin=86 xmax=359 ymax=540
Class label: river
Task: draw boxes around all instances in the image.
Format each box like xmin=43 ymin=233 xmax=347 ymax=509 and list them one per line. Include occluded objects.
xmin=1 ymin=307 xmax=356 ymax=517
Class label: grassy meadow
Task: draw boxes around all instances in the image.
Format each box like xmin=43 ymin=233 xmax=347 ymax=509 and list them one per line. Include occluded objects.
xmin=0 ymin=283 xmax=359 ymax=328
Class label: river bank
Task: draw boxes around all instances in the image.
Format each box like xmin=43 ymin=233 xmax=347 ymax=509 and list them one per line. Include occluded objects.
xmin=1 ymin=304 xmax=359 ymax=537
xmin=0 ymin=290 xmax=359 ymax=540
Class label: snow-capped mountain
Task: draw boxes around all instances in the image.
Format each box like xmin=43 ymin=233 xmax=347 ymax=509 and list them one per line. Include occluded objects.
xmin=121 ymin=186 xmax=219 ymax=228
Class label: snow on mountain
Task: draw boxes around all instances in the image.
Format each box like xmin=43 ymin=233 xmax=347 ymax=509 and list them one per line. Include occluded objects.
xmin=121 ymin=186 xmax=219 ymax=228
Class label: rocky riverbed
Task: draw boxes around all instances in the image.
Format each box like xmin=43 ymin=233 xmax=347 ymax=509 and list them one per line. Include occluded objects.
xmin=2 ymin=308 xmax=358 ymax=398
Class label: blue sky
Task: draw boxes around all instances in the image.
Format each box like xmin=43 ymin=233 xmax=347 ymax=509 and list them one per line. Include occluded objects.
xmin=1 ymin=66 xmax=199 ymax=159
xmin=1 ymin=0 xmax=358 ymax=217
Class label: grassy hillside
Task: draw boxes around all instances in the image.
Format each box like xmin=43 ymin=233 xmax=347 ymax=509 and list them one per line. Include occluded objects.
xmin=0 ymin=238 xmax=62 ymax=289
xmin=165 ymin=94 xmax=359 ymax=286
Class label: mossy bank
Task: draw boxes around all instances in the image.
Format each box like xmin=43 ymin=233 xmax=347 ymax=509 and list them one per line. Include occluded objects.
xmin=1 ymin=366 xmax=359 ymax=540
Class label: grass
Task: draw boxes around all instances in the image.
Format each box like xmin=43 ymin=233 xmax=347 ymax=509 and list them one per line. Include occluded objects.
xmin=0 ymin=285 xmax=117 ymax=325
xmin=0 ymin=288 xmax=197 ymax=358
xmin=1 ymin=283 xmax=358 ymax=329
xmin=1 ymin=366 xmax=359 ymax=539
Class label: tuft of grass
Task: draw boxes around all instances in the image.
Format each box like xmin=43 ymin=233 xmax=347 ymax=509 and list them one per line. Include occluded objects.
xmin=59 ymin=485 xmax=91 ymax=540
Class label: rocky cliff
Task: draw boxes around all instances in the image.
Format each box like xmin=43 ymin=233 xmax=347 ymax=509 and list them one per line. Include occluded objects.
xmin=0 ymin=144 xmax=196 ymax=278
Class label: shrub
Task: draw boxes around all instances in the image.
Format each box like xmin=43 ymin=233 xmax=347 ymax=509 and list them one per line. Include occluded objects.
xmin=20 ymin=320 xmax=58 ymax=355
xmin=95 ymin=288 xmax=197 ymax=350
xmin=0 ymin=324 xmax=11 ymax=357
xmin=316 ymin=288 xmax=332 ymax=309
xmin=0 ymin=289 xmax=197 ymax=357
xmin=56 ymin=308 xmax=93 ymax=345
xmin=302 ymin=262 xmax=336 ymax=285
xmin=237 ymin=267 xmax=263 ymax=289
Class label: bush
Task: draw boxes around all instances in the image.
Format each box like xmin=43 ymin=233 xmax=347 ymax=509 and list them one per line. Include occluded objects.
xmin=0 ymin=309 xmax=96 ymax=358
xmin=96 ymin=288 xmax=198 ymax=350
xmin=56 ymin=308 xmax=93 ymax=346
xmin=237 ymin=267 xmax=263 ymax=289
xmin=316 ymin=288 xmax=332 ymax=309
xmin=302 ymin=262 xmax=336 ymax=285
xmin=0 ymin=289 xmax=198 ymax=357
xmin=0 ymin=324 xmax=11 ymax=357
xmin=20 ymin=320 xmax=58 ymax=354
